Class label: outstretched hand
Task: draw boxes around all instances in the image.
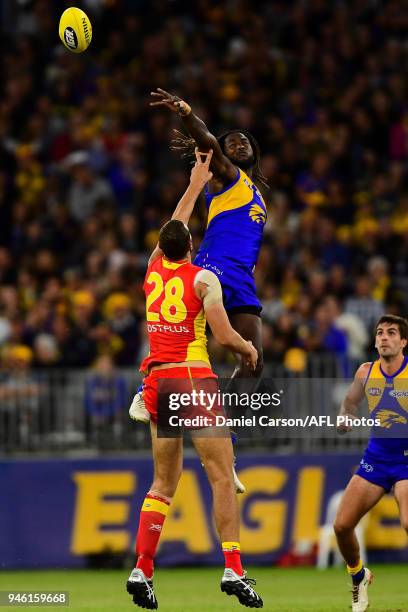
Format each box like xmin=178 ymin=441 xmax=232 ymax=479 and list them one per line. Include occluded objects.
xmin=190 ymin=148 xmax=213 ymax=189
xmin=150 ymin=88 xmax=191 ymax=116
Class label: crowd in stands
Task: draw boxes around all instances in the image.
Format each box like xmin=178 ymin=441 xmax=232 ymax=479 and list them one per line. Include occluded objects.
xmin=1 ymin=0 xmax=407 ymax=375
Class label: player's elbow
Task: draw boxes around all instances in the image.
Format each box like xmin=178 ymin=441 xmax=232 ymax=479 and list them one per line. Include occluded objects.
xmin=203 ymin=130 xmax=217 ymax=146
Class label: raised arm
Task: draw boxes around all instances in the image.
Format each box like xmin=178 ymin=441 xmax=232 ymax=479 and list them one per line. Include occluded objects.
xmin=150 ymin=88 xmax=236 ymax=182
xmin=148 ymin=149 xmax=213 ymax=266
xmin=171 ymin=149 xmax=213 ymax=224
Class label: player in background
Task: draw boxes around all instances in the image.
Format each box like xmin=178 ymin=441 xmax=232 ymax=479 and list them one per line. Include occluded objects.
xmin=334 ymin=315 xmax=408 ymax=612
xmin=150 ymin=88 xmax=267 ymax=381
xmin=126 ymin=151 xmax=263 ymax=609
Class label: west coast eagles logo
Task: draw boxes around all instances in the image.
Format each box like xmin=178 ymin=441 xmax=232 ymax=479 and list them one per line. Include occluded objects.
xmin=376 ymin=409 xmax=408 ymax=429
xmin=249 ymin=204 xmax=266 ymax=225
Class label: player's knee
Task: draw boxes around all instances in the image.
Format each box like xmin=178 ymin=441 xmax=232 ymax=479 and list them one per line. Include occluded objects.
xmin=210 ymin=471 xmax=235 ymax=493
xmin=204 ymin=458 xmax=234 ymax=490
xmin=333 ymin=518 xmax=353 ymax=537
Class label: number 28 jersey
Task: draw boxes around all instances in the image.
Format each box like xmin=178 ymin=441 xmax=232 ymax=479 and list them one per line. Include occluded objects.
xmin=140 ymin=256 xmax=210 ymax=373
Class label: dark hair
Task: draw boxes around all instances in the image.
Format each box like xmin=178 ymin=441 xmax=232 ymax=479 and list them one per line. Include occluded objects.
xmin=375 ymin=315 xmax=408 ymax=341
xmin=171 ymin=129 xmax=268 ymax=189
xmin=158 ymin=220 xmax=191 ymax=261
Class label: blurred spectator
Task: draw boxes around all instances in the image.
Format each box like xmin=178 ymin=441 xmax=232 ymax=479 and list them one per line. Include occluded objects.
xmin=270 ymin=313 xmax=300 ymax=362
xmin=33 ymin=333 xmax=60 ymax=368
xmin=317 ymin=218 xmax=351 ymax=271
xmin=296 ymin=153 xmax=331 ymax=209
xmin=84 ymin=354 xmax=128 ymax=445
xmin=0 ymin=345 xmax=41 ymax=450
xmin=324 ymin=296 xmax=368 ymax=362
xmin=367 ymin=256 xmax=390 ymax=302
xmin=344 ymin=276 xmax=384 ymax=333
xmin=302 ymin=302 xmax=348 ymax=362
xmin=65 ymin=152 xmax=115 ymax=222
xmin=261 ymin=284 xmax=284 ymax=324
xmin=0 ymin=0 xmax=406 ymax=370
xmin=103 ymin=293 xmax=140 ymax=366
xmin=52 ymin=314 xmax=96 ymax=368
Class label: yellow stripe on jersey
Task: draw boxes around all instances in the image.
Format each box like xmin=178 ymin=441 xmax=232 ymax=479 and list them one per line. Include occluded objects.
xmin=162 ymin=259 xmax=186 ymax=270
xmin=207 ymin=171 xmax=254 ymax=226
xmin=186 ymin=307 xmax=210 ymax=364
xmin=141 ymin=497 xmax=169 ymax=516
xmin=187 ymin=366 xmax=196 ymax=393
xmin=393 ymin=366 xmax=408 ymax=412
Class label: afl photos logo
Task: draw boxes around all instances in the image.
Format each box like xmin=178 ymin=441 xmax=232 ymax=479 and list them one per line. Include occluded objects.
xmin=64 ymin=27 xmax=78 ymax=50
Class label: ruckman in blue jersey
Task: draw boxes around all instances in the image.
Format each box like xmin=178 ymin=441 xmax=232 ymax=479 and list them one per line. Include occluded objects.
xmin=334 ymin=315 xmax=408 ymax=612
xmin=150 ymin=88 xmax=267 ymax=380
xmin=195 ymin=158 xmax=266 ymax=315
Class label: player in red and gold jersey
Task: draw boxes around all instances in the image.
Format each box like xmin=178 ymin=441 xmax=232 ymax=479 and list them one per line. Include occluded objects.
xmin=139 ymin=249 xmax=217 ymax=423
xmin=126 ymin=151 xmax=263 ymax=610
xmin=141 ymin=252 xmax=211 ymax=381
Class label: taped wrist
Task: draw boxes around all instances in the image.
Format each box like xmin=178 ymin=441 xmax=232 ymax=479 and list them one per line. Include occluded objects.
xmin=177 ymin=101 xmax=192 ymax=116
xmin=194 ymin=269 xmax=222 ymax=307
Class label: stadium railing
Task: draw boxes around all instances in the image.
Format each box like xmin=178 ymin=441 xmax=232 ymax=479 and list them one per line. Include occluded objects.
xmin=0 ymin=356 xmax=373 ymax=455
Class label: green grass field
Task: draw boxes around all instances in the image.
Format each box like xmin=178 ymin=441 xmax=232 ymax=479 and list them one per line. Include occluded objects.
xmin=2 ymin=565 xmax=407 ymax=611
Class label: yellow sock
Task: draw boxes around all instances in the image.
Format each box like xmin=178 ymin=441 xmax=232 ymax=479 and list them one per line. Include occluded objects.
xmin=222 ymin=541 xmax=241 ymax=552
xmin=347 ymin=559 xmax=363 ymax=575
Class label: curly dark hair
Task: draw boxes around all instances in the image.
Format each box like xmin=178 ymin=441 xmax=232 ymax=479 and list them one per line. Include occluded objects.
xmin=171 ymin=129 xmax=268 ymax=189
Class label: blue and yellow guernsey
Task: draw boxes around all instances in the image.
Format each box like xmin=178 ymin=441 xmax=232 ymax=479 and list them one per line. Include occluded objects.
xmin=194 ymin=169 xmax=267 ymax=311
xmin=365 ymin=357 xmax=408 ymax=458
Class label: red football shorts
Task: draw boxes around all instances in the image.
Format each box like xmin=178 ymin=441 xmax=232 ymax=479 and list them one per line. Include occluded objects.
xmin=142 ymin=366 xmax=219 ymax=424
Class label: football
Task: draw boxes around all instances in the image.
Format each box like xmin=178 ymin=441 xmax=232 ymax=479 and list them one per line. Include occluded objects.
xmin=59 ymin=7 xmax=92 ymax=53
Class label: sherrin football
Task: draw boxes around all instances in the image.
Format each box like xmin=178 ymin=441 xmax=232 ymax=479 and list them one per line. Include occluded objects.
xmin=59 ymin=7 xmax=92 ymax=53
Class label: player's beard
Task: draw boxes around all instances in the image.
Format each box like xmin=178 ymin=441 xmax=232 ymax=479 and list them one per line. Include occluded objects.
xmin=230 ymin=154 xmax=255 ymax=170
xmin=379 ymin=347 xmax=398 ymax=360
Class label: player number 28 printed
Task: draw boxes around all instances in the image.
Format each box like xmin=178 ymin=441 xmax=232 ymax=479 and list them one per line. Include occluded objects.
xmin=146 ymin=273 xmax=187 ymax=323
